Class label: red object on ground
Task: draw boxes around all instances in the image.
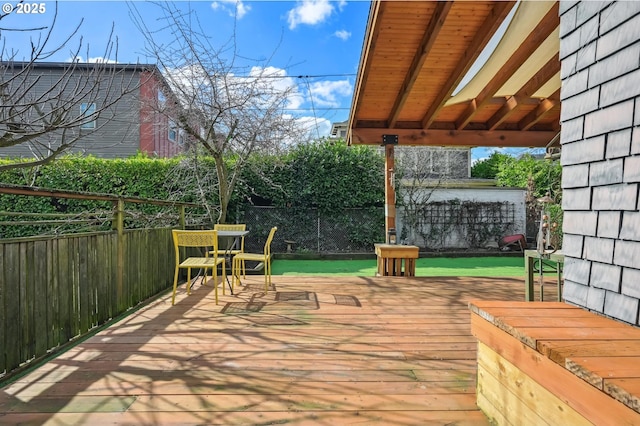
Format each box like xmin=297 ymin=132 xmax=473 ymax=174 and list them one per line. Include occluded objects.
xmin=498 ymin=234 xmax=526 ymax=251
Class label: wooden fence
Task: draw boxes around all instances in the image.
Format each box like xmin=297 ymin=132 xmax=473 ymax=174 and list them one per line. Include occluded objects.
xmin=0 ymin=184 xmax=200 ymax=379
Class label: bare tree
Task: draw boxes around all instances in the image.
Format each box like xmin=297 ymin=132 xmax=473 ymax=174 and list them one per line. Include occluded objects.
xmin=130 ymin=1 xmax=308 ymax=224
xmin=0 ymin=2 xmax=142 ymax=171
xmin=395 ymin=147 xmax=468 ymax=246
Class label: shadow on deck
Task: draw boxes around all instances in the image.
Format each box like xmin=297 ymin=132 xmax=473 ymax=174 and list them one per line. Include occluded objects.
xmin=0 ymin=275 xmax=558 ymax=425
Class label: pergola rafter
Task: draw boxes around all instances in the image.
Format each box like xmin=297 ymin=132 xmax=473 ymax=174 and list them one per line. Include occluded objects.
xmin=420 ymin=1 xmax=516 ymax=130
xmin=346 ymin=0 xmax=561 ymax=239
xmin=454 ymin=2 xmax=560 ymax=130
xmin=387 ymin=1 xmax=453 ymax=128
xmin=348 ymin=1 xmax=561 ymax=148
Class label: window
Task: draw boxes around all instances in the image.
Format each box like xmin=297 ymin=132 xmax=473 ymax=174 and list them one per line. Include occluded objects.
xmin=430 ymin=150 xmax=447 ymax=176
xmin=158 ymin=89 xmax=166 ymax=106
xmin=80 ymin=103 xmax=96 ymax=129
xmin=168 ymin=120 xmax=177 ymax=142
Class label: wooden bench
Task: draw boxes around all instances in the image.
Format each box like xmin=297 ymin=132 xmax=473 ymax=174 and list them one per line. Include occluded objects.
xmin=374 ymin=243 xmax=419 ymax=276
xmin=469 ymin=300 xmax=640 ymax=425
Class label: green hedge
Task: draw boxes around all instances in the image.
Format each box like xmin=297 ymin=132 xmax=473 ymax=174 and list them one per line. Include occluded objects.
xmin=0 ymin=142 xmax=385 ymax=239
xmin=243 ymin=141 xmax=384 ymax=212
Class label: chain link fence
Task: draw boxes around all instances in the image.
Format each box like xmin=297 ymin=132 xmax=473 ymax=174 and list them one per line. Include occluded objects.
xmin=240 ymin=200 xmax=521 ymax=254
xmin=241 ymin=207 xmax=385 ymax=254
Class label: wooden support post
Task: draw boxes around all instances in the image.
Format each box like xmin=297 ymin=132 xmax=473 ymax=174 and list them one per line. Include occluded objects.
xmin=385 ymin=144 xmax=396 ymax=242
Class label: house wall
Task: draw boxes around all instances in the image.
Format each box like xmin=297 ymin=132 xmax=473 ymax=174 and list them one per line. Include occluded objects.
xmin=560 ymin=1 xmax=640 ymax=325
xmin=383 ymin=146 xmax=471 ymax=179
xmin=139 ymin=71 xmax=184 ymax=158
xmin=72 ymin=68 xmax=141 ymax=159
xmin=396 ymin=187 xmax=526 ymax=249
xmin=0 ymin=66 xmax=141 ymax=159
xmin=0 ymin=65 xmax=183 ymax=160
xmin=390 ymin=145 xmax=520 ymax=249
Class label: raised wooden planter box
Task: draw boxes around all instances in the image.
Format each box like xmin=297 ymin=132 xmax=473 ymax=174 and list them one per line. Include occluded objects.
xmin=469 ymin=300 xmax=640 ymax=425
xmin=374 ymin=243 xmax=419 ymax=276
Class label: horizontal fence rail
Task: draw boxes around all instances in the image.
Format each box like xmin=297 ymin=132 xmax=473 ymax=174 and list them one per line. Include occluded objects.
xmin=0 ymin=184 xmax=203 ymax=379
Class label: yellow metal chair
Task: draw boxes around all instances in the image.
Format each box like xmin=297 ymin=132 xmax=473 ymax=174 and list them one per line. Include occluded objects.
xmin=232 ymin=226 xmax=277 ymax=293
xmin=171 ymin=229 xmax=226 ymax=305
xmin=209 ymin=223 xmax=247 ymax=277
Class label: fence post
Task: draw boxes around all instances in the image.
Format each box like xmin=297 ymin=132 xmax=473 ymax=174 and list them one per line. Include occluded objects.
xmin=113 ymin=198 xmax=125 ymax=311
xmin=178 ymin=205 xmax=186 ymax=229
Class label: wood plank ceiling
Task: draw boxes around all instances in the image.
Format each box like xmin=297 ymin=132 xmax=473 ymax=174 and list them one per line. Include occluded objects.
xmin=347 ymin=0 xmax=561 ymax=149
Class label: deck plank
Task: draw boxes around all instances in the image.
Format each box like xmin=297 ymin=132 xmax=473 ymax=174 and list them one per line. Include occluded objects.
xmin=1 ymin=275 xmax=529 ymax=425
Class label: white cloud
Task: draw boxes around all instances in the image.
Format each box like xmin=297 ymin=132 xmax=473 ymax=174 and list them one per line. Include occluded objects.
xmin=163 ymin=64 xmax=337 ymax=142
xmin=162 ymin=64 xmax=220 ymax=112
xmin=471 ymin=156 xmax=488 ymax=166
xmin=307 ymin=79 xmax=352 ymax=108
xmin=235 ymin=1 xmax=250 ymax=18
xmin=334 ymin=30 xmax=351 ymax=41
xmin=287 ymin=0 xmax=334 ymax=30
xmin=296 ymin=115 xmax=332 ymax=139
xmin=238 ymin=67 xmax=338 ymax=139
xmin=286 ymin=91 xmax=305 ymax=110
xmin=166 ymin=64 xmax=305 ymax=113
xmin=242 ymin=68 xmax=353 ymax=113
xmin=211 ymin=0 xmax=251 ymax=19
xmin=246 ymin=66 xmax=305 ymax=110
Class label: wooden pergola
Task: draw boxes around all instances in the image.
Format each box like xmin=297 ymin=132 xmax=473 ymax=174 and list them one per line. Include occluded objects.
xmin=347 ymin=1 xmax=560 ymax=237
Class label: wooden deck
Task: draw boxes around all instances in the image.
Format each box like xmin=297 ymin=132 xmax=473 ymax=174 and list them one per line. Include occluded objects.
xmin=0 ymin=274 xmax=555 ymax=425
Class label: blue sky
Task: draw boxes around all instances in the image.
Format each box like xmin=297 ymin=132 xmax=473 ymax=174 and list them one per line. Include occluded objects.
xmin=1 ymin=0 xmax=530 ymax=161
xmin=2 ymin=1 xmax=366 ymax=134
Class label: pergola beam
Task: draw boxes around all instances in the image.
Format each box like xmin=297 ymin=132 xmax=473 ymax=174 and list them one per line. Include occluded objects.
xmin=351 ymin=128 xmax=557 ymax=148
xmin=347 ymin=1 xmax=384 ymax=133
xmin=518 ymin=89 xmax=560 ymax=130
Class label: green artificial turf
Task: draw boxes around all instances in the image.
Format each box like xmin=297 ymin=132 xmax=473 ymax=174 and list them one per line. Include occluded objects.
xmin=271 ymin=256 xmax=525 ymax=277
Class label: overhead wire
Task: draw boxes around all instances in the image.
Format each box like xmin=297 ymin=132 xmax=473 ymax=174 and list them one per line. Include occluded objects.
xmin=303 ymin=76 xmax=321 ymax=140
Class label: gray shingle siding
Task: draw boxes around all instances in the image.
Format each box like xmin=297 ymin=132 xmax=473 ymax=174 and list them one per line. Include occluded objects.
xmin=590 ymin=261 xmax=621 ymax=292
xmin=560 ymin=1 xmax=640 ymax=326
xmin=562 ymin=163 xmax=590 ymax=188
xmin=606 ymin=129 xmax=632 ymax=159
xmin=563 ymin=280 xmax=590 ymax=306
xmin=596 ymin=211 xmax=621 ymax=239
xmin=561 ymin=135 xmax=605 ymax=165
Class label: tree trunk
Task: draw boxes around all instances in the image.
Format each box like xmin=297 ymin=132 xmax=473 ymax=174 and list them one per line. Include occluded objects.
xmin=214 ymin=153 xmax=229 ymax=224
